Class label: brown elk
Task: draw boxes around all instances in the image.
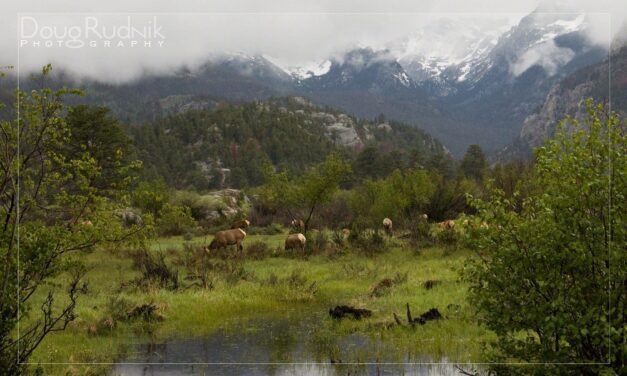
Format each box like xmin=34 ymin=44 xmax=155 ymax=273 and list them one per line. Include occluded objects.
xmin=208 ymin=228 xmax=247 ymax=252
xmin=437 ymin=220 xmax=455 ymax=230
xmin=383 ymin=218 xmax=393 ymax=236
xmin=285 ymin=233 xmax=306 ymax=251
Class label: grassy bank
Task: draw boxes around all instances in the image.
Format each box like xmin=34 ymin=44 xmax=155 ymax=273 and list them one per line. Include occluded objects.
xmin=29 ymin=233 xmax=490 ymax=375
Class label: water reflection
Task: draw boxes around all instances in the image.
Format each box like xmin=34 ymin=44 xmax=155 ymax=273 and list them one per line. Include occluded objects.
xmin=112 ymin=363 xmax=464 ymax=376
xmin=112 ymin=311 xmax=473 ymax=376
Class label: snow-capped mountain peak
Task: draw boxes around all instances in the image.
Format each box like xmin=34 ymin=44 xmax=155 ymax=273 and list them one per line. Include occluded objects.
xmin=288 ymin=60 xmax=332 ymax=80
xmin=383 ymin=16 xmax=515 ymax=94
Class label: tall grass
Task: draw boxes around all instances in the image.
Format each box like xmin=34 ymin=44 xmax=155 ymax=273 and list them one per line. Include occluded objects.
xmin=29 ymin=233 xmax=490 ymax=375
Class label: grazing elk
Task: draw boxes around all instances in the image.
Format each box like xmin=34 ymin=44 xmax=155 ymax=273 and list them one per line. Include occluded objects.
xmin=208 ymin=228 xmax=247 ymax=252
xmin=285 ymin=233 xmax=307 ymax=252
xmin=383 ymin=218 xmax=393 ymax=236
xmin=437 ymin=220 xmax=455 ymax=230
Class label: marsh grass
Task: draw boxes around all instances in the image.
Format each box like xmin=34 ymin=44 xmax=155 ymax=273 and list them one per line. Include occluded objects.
xmin=28 ymin=233 xmax=491 ymax=375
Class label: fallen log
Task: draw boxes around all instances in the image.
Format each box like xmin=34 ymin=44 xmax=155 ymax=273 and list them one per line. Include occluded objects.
xmin=418 ymin=307 xmax=443 ymax=323
xmin=329 ymin=305 xmax=372 ymax=320
xmin=401 ymin=303 xmax=443 ymax=327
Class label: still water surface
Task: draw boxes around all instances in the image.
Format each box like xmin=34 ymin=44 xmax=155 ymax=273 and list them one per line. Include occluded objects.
xmin=112 ymin=310 xmax=476 ymax=375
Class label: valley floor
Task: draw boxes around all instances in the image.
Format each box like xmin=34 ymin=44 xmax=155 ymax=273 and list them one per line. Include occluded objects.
xmin=29 ymin=234 xmax=491 ymax=375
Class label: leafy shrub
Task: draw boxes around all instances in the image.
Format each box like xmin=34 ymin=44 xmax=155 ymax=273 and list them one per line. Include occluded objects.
xmin=126 ymin=303 xmax=164 ymax=322
xmin=348 ymin=168 xmax=435 ymax=228
xmin=246 ymin=223 xmax=284 ymax=235
xmin=430 ymin=225 xmax=458 ymax=251
xmin=156 ymin=203 xmax=197 ymax=236
xmin=129 ymin=248 xmax=179 ymax=290
xmin=131 ymin=180 xmax=170 ymax=216
xmin=309 ymin=231 xmax=330 ymax=253
xmin=331 ymin=229 xmax=347 ymax=246
xmin=311 ymin=190 xmax=352 ymax=229
xmin=245 ymin=241 xmax=273 ymax=260
xmin=88 ymin=294 xmax=135 ymax=336
xmin=465 ymin=103 xmax=626 ymax=373
xmin=219 ymin=261 xmax=254 ymax=285
xmin=347 ymin=224 xmax=387 ymax=256
xmin=407 ymin=216 xmax=433 ymax=248
xmin=105 ymin=294 xmax=134 ymax=322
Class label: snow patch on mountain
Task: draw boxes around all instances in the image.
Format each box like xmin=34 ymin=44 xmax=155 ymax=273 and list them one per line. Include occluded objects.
xmin=388 ymin=17 xmax=516 ymax=85
xmin=285 ymin=60 xmax=332 ymax=80
xmin=534 ymin=14 xmax=587 ymax=46
xmin=393 ymin=71 xmax=411 ymax=87
xmin=262 ymin=55 xmax=331 ymax=80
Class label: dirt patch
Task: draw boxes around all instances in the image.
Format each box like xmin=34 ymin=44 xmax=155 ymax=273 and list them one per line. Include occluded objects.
xmin=370 ymin=272 xmax=408 ymax=297
xmin=370 ymin=278 xmax=394 ymax=297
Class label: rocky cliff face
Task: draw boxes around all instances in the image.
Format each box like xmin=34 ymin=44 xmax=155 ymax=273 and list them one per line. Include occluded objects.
xmin=519 ymin=81 xmax=593 ymax=148
xmin=499 ymin=44 xmax=627 ymax=160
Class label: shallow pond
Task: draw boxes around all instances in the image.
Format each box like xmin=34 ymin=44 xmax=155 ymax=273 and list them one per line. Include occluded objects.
xmin=112 ymin=308 xmax=478 ymax=376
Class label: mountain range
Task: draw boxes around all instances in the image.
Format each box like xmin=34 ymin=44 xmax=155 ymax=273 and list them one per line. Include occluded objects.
xmin=14 ymin=5 xmax=622 ymax=157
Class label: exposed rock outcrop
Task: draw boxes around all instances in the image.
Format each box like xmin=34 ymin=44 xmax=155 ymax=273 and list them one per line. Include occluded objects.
xmin=499 ymin=44 xmax=627 ymax=161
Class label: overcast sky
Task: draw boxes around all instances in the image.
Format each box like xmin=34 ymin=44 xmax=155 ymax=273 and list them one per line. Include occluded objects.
xmin=1 ymin=0 xmax=624 ymax=82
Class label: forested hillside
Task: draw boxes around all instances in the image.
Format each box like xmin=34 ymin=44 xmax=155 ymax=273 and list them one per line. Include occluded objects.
xmin=129 ymin=97 xmax=450 ymax=190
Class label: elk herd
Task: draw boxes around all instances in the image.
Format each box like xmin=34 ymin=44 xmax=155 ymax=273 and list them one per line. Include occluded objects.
xmin=204 ymin=213 xmax=462 ymax=254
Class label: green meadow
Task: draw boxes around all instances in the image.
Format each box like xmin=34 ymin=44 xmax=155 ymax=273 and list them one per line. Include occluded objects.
xmin=29 ymin=233 xmax=490 ymax=375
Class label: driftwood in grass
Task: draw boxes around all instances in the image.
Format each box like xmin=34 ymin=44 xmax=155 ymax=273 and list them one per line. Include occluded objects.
xmin=393 ymin=303 xmax=443 ymax=327
xmin=329 ymin=305 xmax=372 ymax=320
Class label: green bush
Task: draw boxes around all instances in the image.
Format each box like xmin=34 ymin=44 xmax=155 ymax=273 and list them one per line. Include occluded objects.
xmin=156 ymin=203 xmax=197 ymax=236
xmin=349 ymin=168 xmax=435 ymax=228
xmin=465 ymin=102 xmax=625 ymax=373
xmin=131 ymin=180 xmax=170 ymax=216
xmin=407 ymin=216 xmax=433 ymax=248
xmin=129 ymin=249 xmax=179 ymax=290
xmin=245 ymin=241 xmax=273 ymax=260
xmin=246 ymin=223 xmax=284 ymax=235
xmin=309 ymin=231 xmax=330 ymax=253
